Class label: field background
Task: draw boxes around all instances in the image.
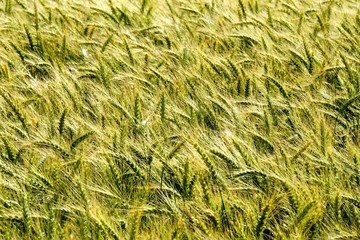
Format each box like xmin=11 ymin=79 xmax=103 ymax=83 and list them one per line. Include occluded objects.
xmin=0 ymin=0 xmax=360 ymax=239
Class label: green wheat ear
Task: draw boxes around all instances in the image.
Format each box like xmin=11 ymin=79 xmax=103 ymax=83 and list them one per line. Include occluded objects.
xmin=0 ymin=93 xmax=28 ymax=134
xmin=188 ymin=174 xmax=196 ymax=198
xmin=266 ymin=95 xmax=278 ymax=126
xmin=70 ymin=131 xmax=94 ymax=151
xmin=238 ymin=0 xmax=247 ymax=19
xmin=124 ymin=39 xmax=134 ymax=65
xmin=200 ymin=175 xmax=211 ymax=205
xmin=193 ymin=143 xmax=225 ymax=188
xmin=58 ymin=109 xmax=67 ymax=136
xmin=263 ymin=110 xmax=270 ymax=135
xmin=129 ymin=211 xmax=141 ymax=240
xmin=10 ymin=41 xmax=25 ymax=63
xmin=20 ymin=191 xmax=31 ymax=237
xmin=23 ymin=25 xmax=34 ymax=51
xmin=134 ymin=94 xmax=142 ymax=125
xmin=101 ymin=33 xmax=114 ymax=52
xmin=34 ymin=141 xmax=70 ymax=159
xmin=61 ymin=34 xmax=67 ymax=60
xmin=255 ymin=204 xmax=269 ymax=238
xmin=319 ymin=119 xmax=327 ymax=155
xmin=182 ymin=159 xmax=190 ymax=197
xmin=1 ymin=137 xmax=17 ymax=163
xmin=244 ymin=78 xmax=250 ymax=98
xmin=210 ymin=149 xmax=238 ymax=169
xmin=252 ymin=134 xmax=275 ymax=154
xmin=4 ymin=0 xmax=12 ymax=14
xmin=160 ymin=93 xmax=166 ymax=123
xmin=116 ymin=153 xmax=145 ymax=179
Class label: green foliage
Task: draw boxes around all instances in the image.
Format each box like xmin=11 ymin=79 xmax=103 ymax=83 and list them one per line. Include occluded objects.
xmin=0 ymin=0 xmax=359 ymax=239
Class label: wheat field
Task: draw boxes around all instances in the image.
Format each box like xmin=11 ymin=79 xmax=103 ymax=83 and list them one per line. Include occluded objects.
xmin=0 ymin=0 xmax=359 ymax=239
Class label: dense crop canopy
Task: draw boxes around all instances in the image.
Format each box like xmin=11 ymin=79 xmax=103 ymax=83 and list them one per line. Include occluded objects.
xmin=0 ymin=0 xmax=359 ymax=239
